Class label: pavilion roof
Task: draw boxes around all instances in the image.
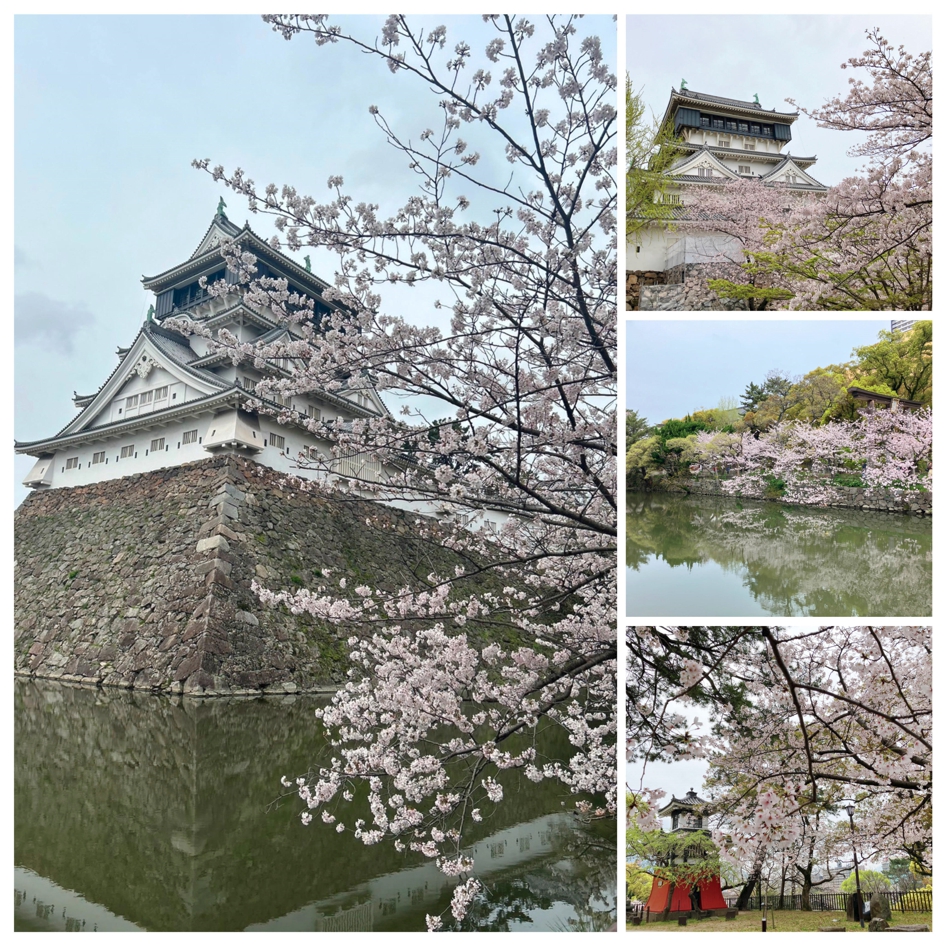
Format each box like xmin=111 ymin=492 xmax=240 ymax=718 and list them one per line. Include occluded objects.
xmin=668 ymin=88 xmax=798 ymax=120
xmin=657 ymin=789 xmax=709 ymax=816
xmin=141 ymin=214 xmax=332 ymax=298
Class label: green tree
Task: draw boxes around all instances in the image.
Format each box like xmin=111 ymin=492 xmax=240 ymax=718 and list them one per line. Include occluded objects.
xmin=627 ymin=862 xmax=655 ymax=902
xmin=885 ymin=858 xmax=917 ymax=892
xmin=657 ymin=418 xmax=709 ymax=441
xmin=852 ymin=321 xmax=932 ymax=403
xmin=626 ymin=435 xmax=660 ymax=479
xmin=626 ymin=409 xmax=651 ymax=449
xmin=625 ymin=79 xmax=678 ymax=240
xmin=782 ymin=371 xmax=846 ymax=424
xmin=840 ymin=870 xmax=891 ymax=895
xmin=740 ymin=371 xmax=795 ymax=424
xmin=740 ymin=381 xmax=769 ymax=415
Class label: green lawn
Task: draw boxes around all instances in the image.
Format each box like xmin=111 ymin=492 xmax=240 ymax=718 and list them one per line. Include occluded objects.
xmin=627 ymin=911 xmax=932 ymax=933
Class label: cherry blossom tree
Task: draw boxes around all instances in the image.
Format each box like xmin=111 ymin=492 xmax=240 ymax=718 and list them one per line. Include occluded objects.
xmin=773 ymin=28 xmax=932 ymax=310
xmin=716 ymin=406 xmax=932 ymax=506
xmin=627 ymin=625 xmax=932 ymax=903
xmin=187 ymin=15 xmax=616 ymax=929
xmin=677 ymin=178 xmax=813 ymax=310
xmin=678 ymin=30 xmax=931 ymax=311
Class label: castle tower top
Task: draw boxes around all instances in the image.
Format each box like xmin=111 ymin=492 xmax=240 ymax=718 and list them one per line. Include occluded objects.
xmin=659 ymin=87 xmax=799 ymax=144
xmin=657 ymin=788 xmax=710 ymax=832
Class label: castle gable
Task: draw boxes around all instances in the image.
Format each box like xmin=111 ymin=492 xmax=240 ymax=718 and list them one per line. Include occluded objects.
xmin=189 ymin=212 xmax=243 ymax=260
xmin=760 ymin=156 xmax=827 ymax=191
xmin=668 ymin=147 xmax=739 ymax=182
xmin=58 ymin=326 xmax=227 ymax=439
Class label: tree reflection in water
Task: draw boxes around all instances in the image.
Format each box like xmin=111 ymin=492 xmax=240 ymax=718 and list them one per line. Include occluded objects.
xmin=626 ymin=492 xmax=931 ymax=616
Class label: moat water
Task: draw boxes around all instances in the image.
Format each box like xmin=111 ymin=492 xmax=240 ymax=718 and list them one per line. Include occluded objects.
xmin=14 ymin=679 xmax=615 ymax=932
xmin=626 ymin=492 xmax=932 ymax=618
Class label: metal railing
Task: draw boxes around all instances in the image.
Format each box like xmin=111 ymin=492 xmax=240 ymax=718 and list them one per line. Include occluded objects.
xmin=731 ymin=890 xmax=931 ymax=913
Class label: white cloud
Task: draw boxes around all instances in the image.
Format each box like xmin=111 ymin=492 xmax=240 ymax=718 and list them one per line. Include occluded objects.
xmin=15 ymin=292 xmax=95 ymax=354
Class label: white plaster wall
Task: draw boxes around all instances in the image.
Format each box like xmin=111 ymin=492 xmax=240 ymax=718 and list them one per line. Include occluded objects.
xmin=29 ymin=416 xmax=516 ymax=532
xmin=627 ymin=227 xmax=678 ymax=272
xmin=666 ymin=231 xmax=744 ymax=267
xmin=685 ymin=129 xmax=785 ymax=157
xmin=42 ymin=417 xmax=215 ymax=490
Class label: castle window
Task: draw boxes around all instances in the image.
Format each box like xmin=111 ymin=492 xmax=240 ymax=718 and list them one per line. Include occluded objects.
xmin=700 ymin=116 xmax=709 ymax=127
xmin=751 ymin=124 xmax=760 ymax=134
xmin=140 ymin=390 xmax=153 ymax=405
xmin=150 ymin=437 xmax=165 ymax=452
xmin=126 ymin=394 xmax=139 ymax=408
xmin=697 ymin=167 xmax=712 ymax=178
xmin=711 ymin=118 xmax=723 ymax=129
xmin=172 ymin=267 xmax=225 ymax=310
xmin=745 ymin=142 xmax=755 ymax=151
xmin=738 ymin=165 xmax=752 ymax=175
xmin=66 ymin=457 xmax=79 ymax=470
xmin=305 ymin=405 xmax=322 ymax=421
xmin=738 ymin=122 xmax=748 ymax=132
xmin=718 ymin=139 xmax=730 ymax=149
xmin=242 ymin=377 xmax=257 ymax=392
xmin=269 ymin=433 xmax=285 ymax=450
xmin=725 ymin=120 xmax=736 ymax=131
xmin=120 ymin=445 xmax=134 ymax=458
xmin=182 ymin=429 xmax=198 ymax=445
xmin=92 ymin=451 xmax=106 ymax=465
xmin=154 ymin=386 xmax=168 ymax=401
xmin=762 ymin=126 xmax=772 ymax=136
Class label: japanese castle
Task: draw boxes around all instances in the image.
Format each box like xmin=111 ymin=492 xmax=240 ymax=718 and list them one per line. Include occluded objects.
xmin=630 ymin=86 xmax=828 ymax=273
xmin=16 ymin=211 xmax=390 ymax=492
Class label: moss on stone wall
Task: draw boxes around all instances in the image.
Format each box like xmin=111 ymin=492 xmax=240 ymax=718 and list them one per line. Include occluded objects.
xmin=14 ymin=456 xmax=506 ymax=695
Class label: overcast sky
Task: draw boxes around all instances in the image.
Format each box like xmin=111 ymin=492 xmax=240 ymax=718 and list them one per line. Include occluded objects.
xmin=626 ymin=14 xmax=932 ymax=188
xmin=626 ymin=319 xmax=892 ymax=425
xmin=12 ymin=14 xmax=615 ymax=508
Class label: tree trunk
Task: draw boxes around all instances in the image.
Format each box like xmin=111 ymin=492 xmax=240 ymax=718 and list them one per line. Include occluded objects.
xmin=800 ymin=874 xmax=812 ymax=911
xmin=735 ymin=877 xmax=758 ymax=911
xmin=795 ymin=833 xmax=817 ymax=911
xmin=736 ymin=846 xmax=766 ymax=910
xmin=661 ymin=882 xmax=677 ymax=922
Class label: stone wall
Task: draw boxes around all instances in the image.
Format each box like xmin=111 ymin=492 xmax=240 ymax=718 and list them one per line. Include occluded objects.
xmin=639 ymin=264 xmax=749 ymax=311
xmin=14 ymin=455 xmax=484 ymax=695
xmin=643 ymin=475 xmax=932 ymax=515
xmin=625 ymin=269 xmax=666 ymax=310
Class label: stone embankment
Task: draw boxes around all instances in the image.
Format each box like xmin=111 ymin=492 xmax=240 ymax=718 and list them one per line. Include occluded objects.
xmin=638 ymin=475 xmax=932 ymax=515
xmin=14 ymin=456 xmax=468 ymax=696
xmin=625 ymin=270 xmax=666 ymax=310
xmin=630 ymin=263 xmax=750 ymax=311
xmin=639 ymin=281 xmax=748 ymax=311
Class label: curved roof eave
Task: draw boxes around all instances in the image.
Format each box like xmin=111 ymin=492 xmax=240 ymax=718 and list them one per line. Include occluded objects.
xmin=668 ymin=146 xmax=739 ymax=181
xmin=142 ymin=220 xmax=333 ymax=298
xmin=16 ymin=390 xmax=243 ymax=455
xmin=759 ymin=156 xmax=829 ymax=190
xmin=673 ymin=142 xmax=819 ymax=168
